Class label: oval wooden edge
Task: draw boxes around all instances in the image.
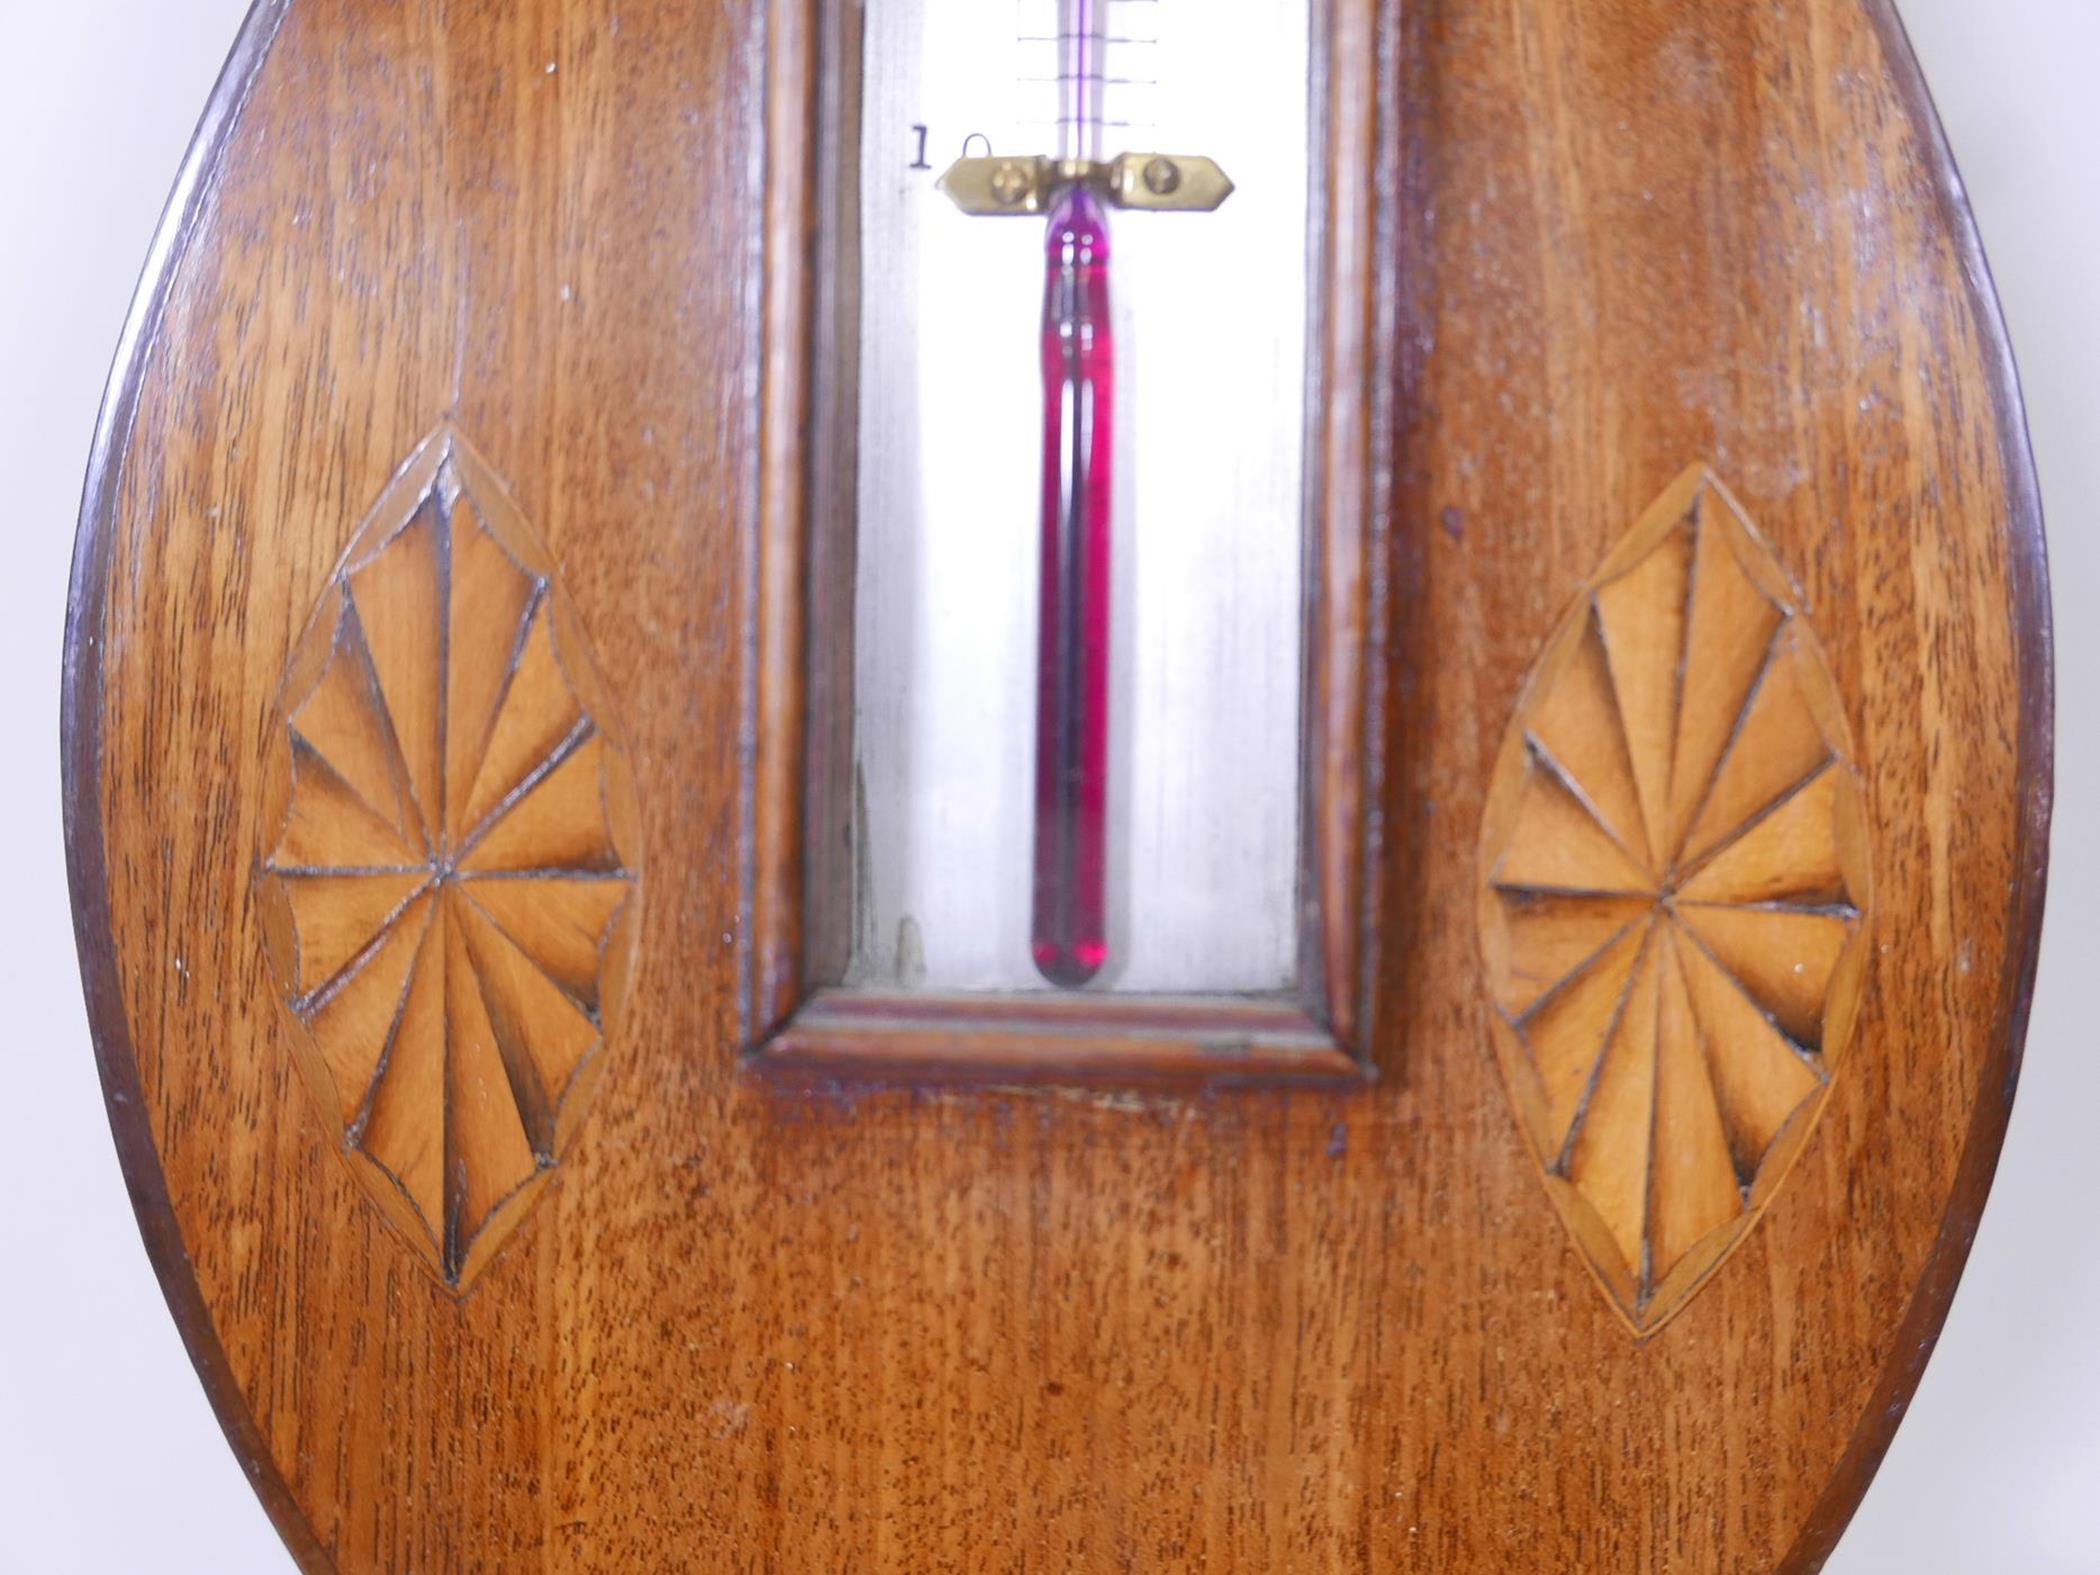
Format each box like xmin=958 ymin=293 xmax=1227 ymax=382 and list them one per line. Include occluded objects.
xmin=58 ymin=3 xmax=335 ymax=1571
xmin=1778 ymin=4 xmax=2054 ymax=1567
xmin=55 ymin=3 xmax=2051 ymax=1573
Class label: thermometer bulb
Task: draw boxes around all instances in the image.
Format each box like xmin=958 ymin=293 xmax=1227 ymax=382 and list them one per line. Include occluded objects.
xmin=1030 ymin=184 xmax=1114 ymax=988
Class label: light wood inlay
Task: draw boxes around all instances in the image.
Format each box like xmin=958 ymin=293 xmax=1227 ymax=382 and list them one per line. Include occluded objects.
xmin=256 ymin=428 xmax=641 ymax=1291
xmin=1480 ymin=467 xmax=1872 ymax=1335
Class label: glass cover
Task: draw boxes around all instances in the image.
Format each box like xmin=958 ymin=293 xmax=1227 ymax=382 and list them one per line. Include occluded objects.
xmin=850 ymin=0 xmax=1313 ymax=993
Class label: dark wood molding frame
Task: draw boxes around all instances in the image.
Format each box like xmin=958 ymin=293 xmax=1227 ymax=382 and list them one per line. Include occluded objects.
xmin=58 ymin=4 xmax=335 ymax=1571
xmin=742 ymin=0 xmax=1386 ymax=1087
xmin=762 ymin=991 xmax=1366 ymax=1089
xmin=1777 ymin=2 xmax=2055 ymax=1564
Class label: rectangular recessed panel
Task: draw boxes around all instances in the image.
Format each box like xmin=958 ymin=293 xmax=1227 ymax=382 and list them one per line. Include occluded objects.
xmin=851 ymin=0 xmax=1313 ymax=993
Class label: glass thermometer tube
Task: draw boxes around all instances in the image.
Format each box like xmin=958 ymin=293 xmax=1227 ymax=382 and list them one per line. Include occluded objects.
xmin=1030 ymin=0 xmax=1114 ymax=987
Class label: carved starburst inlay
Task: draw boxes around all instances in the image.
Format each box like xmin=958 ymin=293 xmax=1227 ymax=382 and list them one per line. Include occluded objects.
xmin=257 ymin=428 xmax=641 ymax=1291
xmin=1478 ymin=466 xmax=1871 ymax=1336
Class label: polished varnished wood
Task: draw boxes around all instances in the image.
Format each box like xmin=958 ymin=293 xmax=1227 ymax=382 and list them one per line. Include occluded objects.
xmin=256 ymin=426 xmax=641 ymax=1291
xmin=1479 ymin=466 xmax=1872 ymax=1335
xmin=65 ymin=1 xmax=2050 ymax=1572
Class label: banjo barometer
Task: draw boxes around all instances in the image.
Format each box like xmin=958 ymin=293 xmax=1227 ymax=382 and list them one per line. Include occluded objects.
xmin=64 ymin=0 xmax=2050 ymax=1568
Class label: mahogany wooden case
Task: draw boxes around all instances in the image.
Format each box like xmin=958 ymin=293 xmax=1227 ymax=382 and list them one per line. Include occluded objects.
xmin=63 ymin=0 xmax=2051 ymax=1571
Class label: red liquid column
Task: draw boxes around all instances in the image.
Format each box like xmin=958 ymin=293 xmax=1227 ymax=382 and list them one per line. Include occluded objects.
xmin=1031 ymin=185 xmax=1114 ymax=988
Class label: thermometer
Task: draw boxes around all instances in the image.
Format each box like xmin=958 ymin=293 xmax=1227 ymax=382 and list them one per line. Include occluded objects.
xmin=937 ymin=0 xmax=1234 ymax=987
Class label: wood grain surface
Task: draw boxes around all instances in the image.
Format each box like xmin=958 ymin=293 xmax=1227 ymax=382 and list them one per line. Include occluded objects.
xmin=64 ymin=0 xmax=2050 ymax=1571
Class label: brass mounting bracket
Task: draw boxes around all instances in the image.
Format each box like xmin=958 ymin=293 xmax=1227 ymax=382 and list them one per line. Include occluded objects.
xmin=935 ymin=152 xmax=1236 ymax=217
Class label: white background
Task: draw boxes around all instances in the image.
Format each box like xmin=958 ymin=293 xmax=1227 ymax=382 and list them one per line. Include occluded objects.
xmin=0 ymin=2 xmax=2089 ymax=1569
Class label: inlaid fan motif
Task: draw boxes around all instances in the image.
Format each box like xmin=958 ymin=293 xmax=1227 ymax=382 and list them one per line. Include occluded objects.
xmin=1478 ymin=466 xmax=1871 ymax=1336
xmin=256 ymin=428 xmax=641 ymax=1292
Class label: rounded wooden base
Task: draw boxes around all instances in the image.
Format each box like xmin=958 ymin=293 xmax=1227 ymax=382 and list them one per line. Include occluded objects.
xmin=66 ymin=1 xmax=2048 ymax=1569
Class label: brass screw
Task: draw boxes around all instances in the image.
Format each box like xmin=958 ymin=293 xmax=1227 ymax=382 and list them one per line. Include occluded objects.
xmin=1142 ymin=156 xmax=1182 ymax=196
xmin=991 ymin=161 xmax=1031 ymax=206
